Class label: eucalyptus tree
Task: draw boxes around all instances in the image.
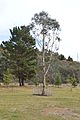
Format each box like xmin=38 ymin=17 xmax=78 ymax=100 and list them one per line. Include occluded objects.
xmin=30 ymin=11 xmax=61 ymax=95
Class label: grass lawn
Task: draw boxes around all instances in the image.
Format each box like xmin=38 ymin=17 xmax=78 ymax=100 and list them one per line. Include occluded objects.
xmin=0 ymin=86 xmax=80 ymax=120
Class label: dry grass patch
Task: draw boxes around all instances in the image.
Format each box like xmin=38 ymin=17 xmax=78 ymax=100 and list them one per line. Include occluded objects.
xmin=43 ymin=107 xmax=80 ymax=120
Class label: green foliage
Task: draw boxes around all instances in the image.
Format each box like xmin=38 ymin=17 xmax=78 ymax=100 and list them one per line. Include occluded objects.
xmin=34 ymin=51 xmax=80 ymax=84
xmin=55 ymin=73 xmax=62 ymax=87
xmin=31 ymin=11 xmax=61 ymax=51
xmin=34 ymin=77 xmax=39 ymax=86
xmin=31 ymin=11 xmax=60 ymax=95
xmin=31 ymin=11 xmax=60 ymax=33
xmin=67 ymin=56 xmax=73 ymax=61
xmin=58 ymin=54 xmax=66 ymax=60
xmin=71 ymin=75 xmax=77 ymax=87
xmin=1 ymin=26 xmax=37 ymax=86
xmin=3 ymin=69 xmax=13 ymax=85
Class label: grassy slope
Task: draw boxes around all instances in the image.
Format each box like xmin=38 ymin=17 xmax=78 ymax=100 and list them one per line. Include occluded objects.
xmin=0 ymin=87 xmax=80 ymax=120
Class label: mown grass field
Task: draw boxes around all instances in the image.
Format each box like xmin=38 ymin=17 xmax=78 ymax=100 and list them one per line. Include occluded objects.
xmin=0 ymin=86 xmax=80 ymax=120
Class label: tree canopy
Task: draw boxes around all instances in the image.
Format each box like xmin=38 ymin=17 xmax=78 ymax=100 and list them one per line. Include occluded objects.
xmin=30 ymin=11 xmax=61 ymax=95
xmin=1 ymin=26 xmax=37 ymax=86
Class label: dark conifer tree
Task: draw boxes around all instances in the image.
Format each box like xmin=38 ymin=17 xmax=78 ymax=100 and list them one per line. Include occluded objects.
xmin=1 ymin=26 xmax=37 ymax=86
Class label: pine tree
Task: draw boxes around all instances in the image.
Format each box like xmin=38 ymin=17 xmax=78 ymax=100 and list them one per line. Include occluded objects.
xmin=1 ymin=26 xmax=37 ymax=86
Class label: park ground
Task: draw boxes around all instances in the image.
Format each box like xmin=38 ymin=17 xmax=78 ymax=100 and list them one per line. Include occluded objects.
xmin=0 ymin=86 xmax=80 ymax=120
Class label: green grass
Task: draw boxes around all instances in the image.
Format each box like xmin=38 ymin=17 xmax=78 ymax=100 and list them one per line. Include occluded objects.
xmin=0 ymin=86 xmax=80 ymax=120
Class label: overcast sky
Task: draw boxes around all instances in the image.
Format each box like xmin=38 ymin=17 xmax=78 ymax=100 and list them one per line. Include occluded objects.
xmin=0 ymin=0 xmax=80 ymax=61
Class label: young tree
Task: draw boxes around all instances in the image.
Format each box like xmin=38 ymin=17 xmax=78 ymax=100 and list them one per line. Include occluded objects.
xmin=71 ymin=75 xmax=77 ymax=87
xmin=34 ymin=76 xmax=39 ymax=86
xmin=55 ymin=73 xmax=62 ymax=87
xmin=1 ymin=26 xmax=37 ymax=86
xmin=30 ymin=11 xmax=61 ymax=95
xmin=67 ymin=75 xmax=77 ymax=91
xmin=3 ymin=69 xmax=13 ymax=86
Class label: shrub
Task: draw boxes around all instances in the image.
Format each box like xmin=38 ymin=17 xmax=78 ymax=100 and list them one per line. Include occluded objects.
xmin=55 ymin=73 xmax=62 ymax=87
xmin=71 ymin=75 xmax=77 ymax=87
xmin=3 ymin=69 xmax=13 ymax=86
xmin=34 ymin=77 xmax=39 ymax=86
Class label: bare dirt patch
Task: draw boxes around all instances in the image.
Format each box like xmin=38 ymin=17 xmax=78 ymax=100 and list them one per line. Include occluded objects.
xmin=43 ymin=107 xmax=80 ymax=120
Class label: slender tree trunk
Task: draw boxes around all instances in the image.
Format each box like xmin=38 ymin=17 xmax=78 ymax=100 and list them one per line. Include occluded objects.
xmin=19 ymin=77 xmax=22 ymax=86
xmin=42 ymin=31 xmax=46 ymax=95
xmin=22 ymin=79 xmax=24 ymax=86
xmin=42 ymin=74 xmax=46 ymax=95
xmin=19 ymin=78 xmax=24 ymax=86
